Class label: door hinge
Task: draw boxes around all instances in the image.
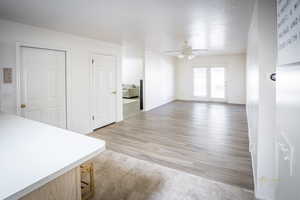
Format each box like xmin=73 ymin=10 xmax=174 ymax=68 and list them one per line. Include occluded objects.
xmin=92 ymin=116 xmax=95 ymax=120
xmin=92 ymin=59 xmax=94 ymax=64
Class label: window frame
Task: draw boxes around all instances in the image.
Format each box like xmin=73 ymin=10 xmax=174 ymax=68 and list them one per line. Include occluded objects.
xmin=192 ymin=65 xmax=227 ymax=102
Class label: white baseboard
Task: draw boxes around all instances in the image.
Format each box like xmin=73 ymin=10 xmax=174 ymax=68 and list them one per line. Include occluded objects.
xmin=176 ymin=98 xmax=245 ymax=105
xmin=144 ymin=98 xmax=175 ymax=112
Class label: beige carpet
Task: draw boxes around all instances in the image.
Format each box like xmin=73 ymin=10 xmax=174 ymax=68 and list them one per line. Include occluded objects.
xmin=91 ymin=150 xmax=254 ymax=200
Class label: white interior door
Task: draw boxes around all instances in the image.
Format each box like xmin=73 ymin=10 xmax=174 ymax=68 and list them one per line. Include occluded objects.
xmin=92 ymin=54 xmax=116 ymax=129
xmin=276 ymin=64 xmax=300 ymax=199
xmin=193 ymin=67 xmax=226 ymax=101
xmin=20 ymin=47 xmax=67 ymax=128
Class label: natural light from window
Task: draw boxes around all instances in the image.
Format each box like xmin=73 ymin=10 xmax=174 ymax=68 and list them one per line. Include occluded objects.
xmin=211 ymin=67 xmax=225 ymax=99
xmin=193 ymin=68 xmax=207 ymax=97
xmin=193 ymin=67 xmax=225 ymax=99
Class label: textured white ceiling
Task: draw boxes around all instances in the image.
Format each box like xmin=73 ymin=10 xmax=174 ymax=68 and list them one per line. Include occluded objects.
xmin=0 ymin=0 xmax=254 ymax=54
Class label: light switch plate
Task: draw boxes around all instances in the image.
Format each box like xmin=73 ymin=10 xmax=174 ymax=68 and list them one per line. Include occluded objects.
xmin=3 ymin=68 xmax=12 ymax=83
xmin=277 ymin=132 xmax=294 ymax=176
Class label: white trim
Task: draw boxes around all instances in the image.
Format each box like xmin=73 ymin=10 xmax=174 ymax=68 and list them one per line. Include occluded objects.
xmin=143 ymin=57 xmax=146 ymax=111
xmin=16 ymin=43 xmax=21 ymax=116
xmin=15 ymin=42 xmax=71 ymax=129
xmin=144 ymin=98 xmax=175 ymax=112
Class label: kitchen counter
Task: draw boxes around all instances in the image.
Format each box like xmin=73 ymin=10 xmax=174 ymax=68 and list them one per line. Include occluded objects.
xmin=0 ymin=113 xmax=105 ymax=200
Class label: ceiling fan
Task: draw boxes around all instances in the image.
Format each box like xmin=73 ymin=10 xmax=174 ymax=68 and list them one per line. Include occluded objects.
xmin=164 ymin=41 xmax=208 ymax=60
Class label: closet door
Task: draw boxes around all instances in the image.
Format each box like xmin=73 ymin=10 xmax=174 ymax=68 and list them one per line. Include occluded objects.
xmin=20 ymin=47 xmax=67 ymax=128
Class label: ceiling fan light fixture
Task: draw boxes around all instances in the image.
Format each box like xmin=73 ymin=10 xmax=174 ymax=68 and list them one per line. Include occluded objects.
xmin=177 ymin=54 xmax=184 ymax=59
xmin=188 ymin=55 xmax=195 ymax=60
xmin=165 ymin=41 xmax=206 ymax=59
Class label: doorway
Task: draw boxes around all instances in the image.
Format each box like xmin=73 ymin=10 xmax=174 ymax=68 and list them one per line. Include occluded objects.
xmin=19 ymin=46 xmax=67 ymax=128
xmin=121 ymin=57 xmax=144 ymax=119
xmin=91 ymin=54 xmax=117 ymax=129
xmin=193 ymin=66 xmax=226 ymax=102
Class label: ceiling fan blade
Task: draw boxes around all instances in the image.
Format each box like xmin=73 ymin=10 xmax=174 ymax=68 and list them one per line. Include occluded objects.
xmin=163 ymin=50 xmax=182 ymax=56
xmin=191 ymin=49 xmax=209 ymax=52
xmin=190 ymin=49 xmax=209 ymax=55
xmin=164 ymin=52 xmax=181 ymax=56
xmin=163 ymin=50 xmax=181 ymax=53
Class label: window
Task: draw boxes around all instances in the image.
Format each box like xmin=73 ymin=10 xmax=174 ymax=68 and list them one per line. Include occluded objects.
xmin=193 ymin=68 xmax=207 ymax=97
xmin=210 ymin=67 xmax=225 ymax=99
xmin=193 ymin=67 xmax=226 ymax=100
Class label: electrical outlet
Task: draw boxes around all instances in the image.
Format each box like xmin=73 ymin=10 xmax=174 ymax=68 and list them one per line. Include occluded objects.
xmin=3 ymin=68 xmax=12 ymax=83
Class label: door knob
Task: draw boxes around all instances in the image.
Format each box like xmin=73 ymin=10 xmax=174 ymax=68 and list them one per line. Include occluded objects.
xmin=112 ymin=91 xmax=117 ymax=94
xmin=270 ymin=73 xmax=276 ymax=81
xmin=21 ymin=104 xmax=26 ymax=108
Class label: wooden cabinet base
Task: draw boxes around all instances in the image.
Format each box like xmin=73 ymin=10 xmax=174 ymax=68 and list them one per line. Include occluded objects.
xmin=80 ymin=163 xmax=95 ymax=200
xmin=21 ymin=167 xmax=81 ymax=200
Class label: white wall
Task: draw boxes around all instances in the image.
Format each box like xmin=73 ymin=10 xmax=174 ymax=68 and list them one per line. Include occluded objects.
xmin=122 ymin=58 xmax=143 ymax=85
xmin=122 ymin=45 xmax=144 ymax=86
xmin=0 ymin=43 xmax=16 ymax=114
xmin=144 ymin=50 xmax=176 ymax=111
xmin=176 ymin=54 xmax=246 ymax=104
xmin=246 ymin=3 xmax=259 ymax=193
xmin=0 ymin=19 xmax=122 ymax=134
xmin=246 ymin=0 xmax=277 ymax=199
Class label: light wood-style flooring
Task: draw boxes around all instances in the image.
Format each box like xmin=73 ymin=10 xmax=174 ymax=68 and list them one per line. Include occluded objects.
xmin=91 ymin=101 xmax=253 ymax=190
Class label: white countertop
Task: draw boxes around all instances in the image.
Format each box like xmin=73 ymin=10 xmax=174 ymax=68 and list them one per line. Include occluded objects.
xmin=0 ymin=113 xmax=105 ymax=200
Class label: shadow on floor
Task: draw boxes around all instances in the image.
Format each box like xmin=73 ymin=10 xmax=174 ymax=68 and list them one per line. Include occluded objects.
xmin=89 ymin=150 xmax=254 ymax=200
xmin=91 ymin=152 xmax=164 ymax=200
